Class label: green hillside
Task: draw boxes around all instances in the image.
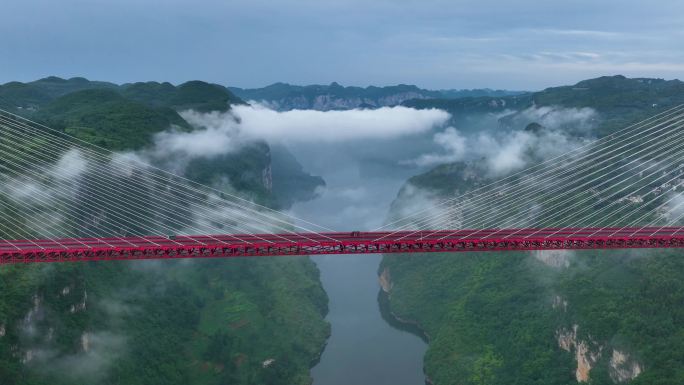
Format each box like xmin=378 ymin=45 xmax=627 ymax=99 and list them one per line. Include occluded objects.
xmin=123 ymin=80 xmax=245 ymax=112
xmin=381 ymin=247 xmax=684 ymax=385
xmin=0 ymin=80 xmax=329 ymax=385
xmin=381 ymin=77 xmax=684 ymax=384
xmin=36 ymin=89 xmax=190 ymax=150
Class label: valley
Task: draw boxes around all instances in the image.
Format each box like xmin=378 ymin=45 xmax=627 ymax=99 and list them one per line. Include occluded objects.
xmin=2 ymin=74 xmax=684 ymax=385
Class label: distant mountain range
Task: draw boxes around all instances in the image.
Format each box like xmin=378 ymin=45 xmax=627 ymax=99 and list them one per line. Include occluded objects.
xmin=403 ymin=75 xmax=684 ymax=136
xmin=229 ymin=82 xmax=526 ymax=111
xmin=0 ymin=77 xmax=526 ymax=113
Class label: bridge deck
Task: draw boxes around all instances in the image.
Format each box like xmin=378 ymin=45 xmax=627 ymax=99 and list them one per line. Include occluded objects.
xmin=2 ymin=227 xmax=684 ymax=264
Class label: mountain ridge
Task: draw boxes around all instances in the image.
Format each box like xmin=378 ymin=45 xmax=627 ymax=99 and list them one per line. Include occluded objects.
xmin=228 ymin=82 xmax=526 ymax=111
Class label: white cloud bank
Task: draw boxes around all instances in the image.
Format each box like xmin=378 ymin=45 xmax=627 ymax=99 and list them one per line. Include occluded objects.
xmin=176 ymin=104 xmax=449 ymax=151
xmin=152 ymin=124 xmax=239 ymax=159
xmin=233 ymin=104 xmax=450 ymax=142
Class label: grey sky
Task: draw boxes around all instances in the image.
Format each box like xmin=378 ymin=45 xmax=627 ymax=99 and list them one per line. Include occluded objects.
xmin=1 ymin=0 xmax=682 ymax=90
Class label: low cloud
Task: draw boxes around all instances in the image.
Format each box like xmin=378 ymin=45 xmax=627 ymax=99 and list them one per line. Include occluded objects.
xmin=0 ymin=150 xmax=89 ymax=238
xmin=514 ymin=105 xmax=598 ymax=132
xmin=660 ymin=192 xmax=684 ymax=224
xmin=386 ymin=183 xmax=452 ymax=230
xmin=53 ymin=149 xmax=88 ymax=180
xmin=28 ymin=331 xmax=126 ymax=383
xmin=109 ymin=104 xmax=451 ymax=178
xmin=1 ymin=149 xmax=86 ymax=203
xmin=407 ymin=106 xmax=597 ymax=176
xmin=18 ymin=292 xmax=127 ymax=384
xmin=153 ymin=126 xmax=238 ymax=158
xmin=176 ymin=104 xmax=449 ymax=148
xmin=408 ymin=127 xmax=467 ymax=167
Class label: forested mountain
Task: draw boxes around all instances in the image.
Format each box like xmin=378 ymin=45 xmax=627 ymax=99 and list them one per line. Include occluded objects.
xmin=229 ymin=82 xmax=525 ymax=111
xmin=122 ymin=80 xmax=246 ymax=112
xmin=404 ymin=75 xmax=684 ymax=132
xmin=0 ymin=77 xmax=329 ymax=385
xmin=381 ymin=75 xmax=684 ymax=385
xmin=0 ymin=76 xmax=245 ymax=114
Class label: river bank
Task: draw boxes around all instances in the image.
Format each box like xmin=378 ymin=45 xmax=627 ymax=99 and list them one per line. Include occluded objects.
xmin=308 ymin=253 xmax=427 ymax=385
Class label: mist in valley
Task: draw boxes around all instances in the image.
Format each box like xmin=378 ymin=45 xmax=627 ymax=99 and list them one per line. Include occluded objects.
xmin=0 ymin=99 xmax=606 ymax=384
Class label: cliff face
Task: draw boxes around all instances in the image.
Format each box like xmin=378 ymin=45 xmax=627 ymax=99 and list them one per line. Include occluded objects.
xmin=555 ymin=326 xmax=643 ymax=383
xmin=378 ymin=266 xmax=393 ymax=293
xmin=269 ymin=145 xmax=325 ymax=209
xmin=556 ymin=325 xmax=603 ymax=382
xmin=552 ymin=279 xmax=642 ymax=383
xmin=248 ymin=91 xmax=433 ymax=111
xmin=609 ymin=349 xmax=642 ymax=383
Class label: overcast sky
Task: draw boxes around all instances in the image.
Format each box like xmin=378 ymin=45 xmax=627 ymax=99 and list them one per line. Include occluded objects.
xmin=1 ymin=0 xmax=683 ymax=90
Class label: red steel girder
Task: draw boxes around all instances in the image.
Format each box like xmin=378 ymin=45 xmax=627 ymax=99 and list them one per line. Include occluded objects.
xmin=2 ymin=227 xmax=684 ymax=264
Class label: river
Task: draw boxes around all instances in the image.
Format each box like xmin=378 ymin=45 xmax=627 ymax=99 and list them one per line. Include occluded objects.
xmin=288 ymin=142 xmax=428 ymax=385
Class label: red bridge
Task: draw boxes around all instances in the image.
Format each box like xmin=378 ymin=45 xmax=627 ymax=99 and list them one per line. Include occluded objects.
xmin=2 ymin=227 xmax=683 ymax=264
xmin=2 ymin=107 xmax=684 ymax=265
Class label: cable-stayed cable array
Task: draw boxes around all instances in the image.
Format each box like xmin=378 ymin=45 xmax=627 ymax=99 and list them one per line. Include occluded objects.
xmin=377 ymin=104 xmax=684 ymax=241
xmin=0 ymin=109 xmax=335 ymax=250
xmin=2 ymin=105 xmax=684 ymax=263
